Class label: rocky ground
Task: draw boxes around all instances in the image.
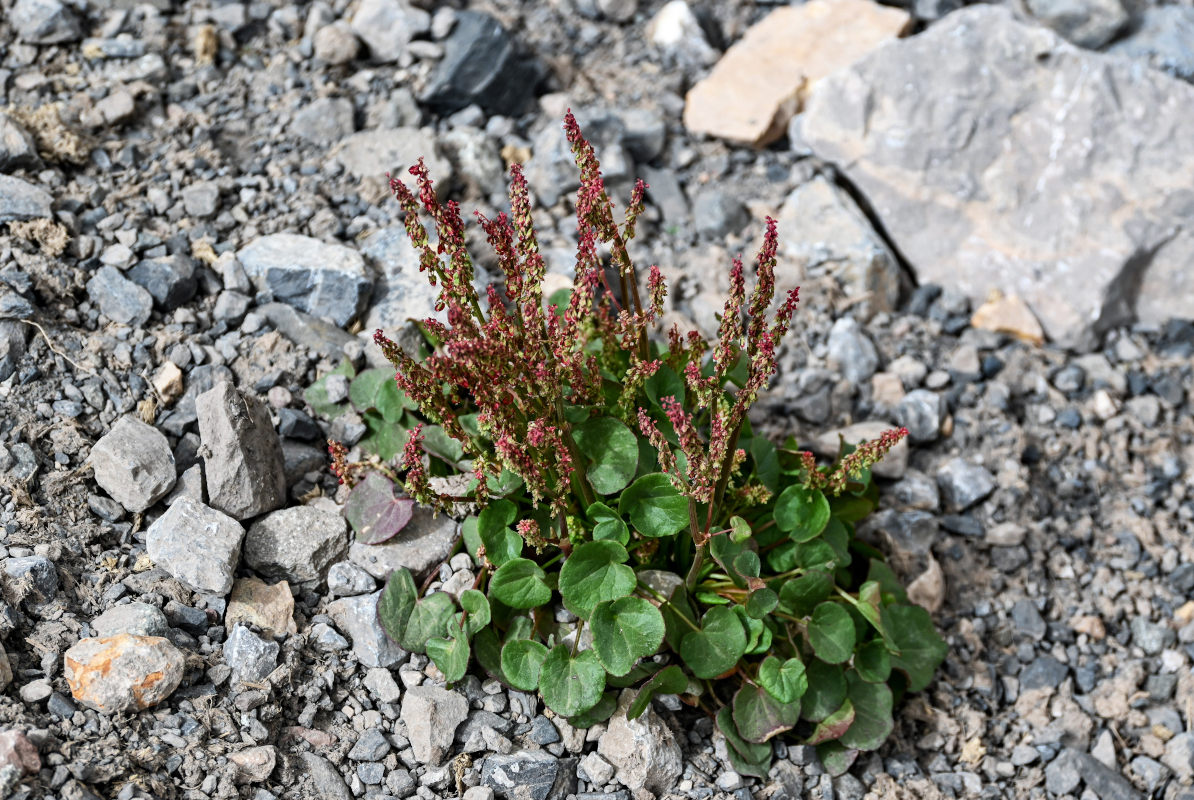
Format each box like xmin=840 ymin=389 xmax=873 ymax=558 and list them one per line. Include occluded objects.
xmin=2 ymin=0 xmax=1194 ymax=798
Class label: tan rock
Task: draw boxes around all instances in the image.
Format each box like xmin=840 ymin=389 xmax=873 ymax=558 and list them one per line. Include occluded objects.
xmin=683 ymin=0 xmax=909 ymax=146
xmin=871 ymin=372 xmax=905 ymax=408
xmin=906 ymin=554 xmax=945 ymax=614
xmin=152 ymin=361 xmax=184 ymax=405
xmin=230 ymin=745 xmax=277 ymax=783
xmin=64 ymin=633 xmax=185 ymax=713
xmin=226 ymin=577 xmax=297 ymax=638
xmin=971 ymin=292 xmax=1045 ymax=345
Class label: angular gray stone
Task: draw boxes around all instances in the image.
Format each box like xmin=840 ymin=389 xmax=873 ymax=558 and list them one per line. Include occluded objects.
xmin=1108 ymin=8 xmax=1194 ymax=83
xmin=1163 ymin=732 xmax=1194 ymax=783
xmin=348 ymin=729 xmax=391 ymax=762
xmin=237 ymin=234 xmax=372 ymax=327
xmin=1044 ymin=749 xmax=1082 ymax=795
xmin=300 ymin=752 xmax=353 ymax=800
xmin=896 ymin=389 xmax=944 ymax=444
xmin=90 ymin=416 xmax=177 ymax=512
xmin=597 ymin=690 xmax=683 ymax=794
xmin=224 ymin=624 xmax=279 ymax=685
xmin=291 ymin=97 xmax=356 ymax=146
xmin=313 ymin=22 xmax=360 ymax=65
xmin=350 ymin=0 xmax=430 ymax=63
xmin=86 ymin=266 xmax=154 ymax=326
xmin=196 ymin=382 xmax=286 ymax=521
xmin=481 ymin=750 xmax=575 ymax=800
xmin=4 ymin=556 xmax=58 ymax=603
xmin=0 ymin=321 xmax=28 ymax=382
xmin=0 ymin=113 xmax=39 ymax=172
xmin=1024 ymin=0 xmax=1127 ymax=49
xmin=421 ymin=11 xmax=543 ymax=116
xmin=441 ymin=126 xmax=505 ymax=198
xmin=867 ymin=509 xmax=938 ymax=559
xmin=332 ymin=127 xmax=453 ymax=197
xmin=401 ymin=685 xmax=469 ymax=766
xmin=826 ymin=317 xmax=879 ymax=386
xmin=778 ymin=176 xmax=900 ymax=320
xmin=244 ymin=505 xmax=348 ymax=587
xmin=1130 ymin=616 xmax=1174 ymax=655
xmin=12 ymin=0 xmax=81 ymax=43
xmin=801 ymin=6 xmax=1194 ymax=348
xmin=327 ymin=561 xmax=377 ymax=598
xmin=128 ymin=255 xmax=197 ymax=311
xmin=146 ymin=497 xmax=244 ymax=596
xmin=181 ymin=181 xmax=220 ymax=218
xmin=348 ymin=506 xmax=458 ymax=579
xmin=357 ymin=225 xmax=442 ymax=368
xmin=936 ymin=457 xmax=995 ymax=512
xmin=811 ymin=420 xmax=908 ymax=480
xmin=91 ymin=602 xmax=170 ymax=638
xmin=256 ymin=302 xmax=359 ymax=360
xmin=327 ymin=590 xmax=407 ymax=668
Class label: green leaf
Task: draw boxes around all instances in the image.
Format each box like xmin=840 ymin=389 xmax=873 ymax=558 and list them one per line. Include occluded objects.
xmin=855 ymin=639 xmax=892 ymax=683
xmin=478 ymin=500 xmax=521 ymax=567
xmin=304 ymin=361 xmax=354 ymax=418
xmin=809 ymin=603 xmax=856 ymax=664
xmin=645 ymin=365 xmax=685 ymax=409
xmin=473 ymin=627 xmax=506 ymax=683
xmin=777 ymin=569 xmax=833 ymax=618
xmin=839 ymin=674 xmax=893 ymax=751
xmin=774 ymin=485 xmax=831 ymax=542
xmin=745 ymin=587 xmax=778 ymax=619
xmin=802 ymin=660 xmax=847 ymax=722
xmin=376 ymin=568 xmax=456 ymax=654
xmin=348 ymin=367 xmax=411 ymax=420
xmin=567 ymin=691 xmax=617 ymax=728
xmin=866 ymin=559 xmax=908 ymax=604
xmin=882 ymin=604 xmax=948 ymax=692
xmin=504 ymin=615 xmax=534 ymax=643
xmin=619 ymin=474 xmax=689 ymax=538
xmin=758 ymin=656 xmax=807 ymax=704
xmin=458 ymin=589 xmax=490 ymax=638
xmin=733 ymin=683 xmax=800 ymax=743
xmin=500 ymin=639 xmax=548 ymax=692
xmin=426 ymin=627 xmax=469 ymax=683
xmin=715 ymin=706 xmax=771 ymax=769
xmin=588 ymin=502 xmax=630 ymax=545
xmin=821 ymin=517 xmax=852 ymax=567
xmin=680 ymin=605 xmax=747 ymax=679
xmin=421 ymin=425 xmax=464 ymax=464
xmin=710 ymin=532 xmax=748 ymax=589
xmin=816 ymin=741 xmax=860 ymax=777
xmin=806 ymin=699 xmax=855 ymax=745
xmin=749 ymin=436 xmax=780 ymax=494
xmin=400 ymin=593 xmax=456 ymax=654
xmin=489 ymin=559 xmax=552 ymax=610
xmin=606 ymin=660 xmax=663 ymax=689
xmin=344 ymin=473 xmax=414 ymax=545
xmin=732 ymin=605 xmax=767 ymax=654
xmin=659 ymin=589 xmax=699 ymax=651
xmin=574 ymin=417 xmax=639 ymax=495
xmin=729 ymin=516 xmax=752 ymax=544
xmin=539 ymin=646 xmax=606 ymax=717
xmin=732 ymin=551 xmax=761 ymax=579
xmin=558 ymin=540 xmax=636 ymax=619
xmin=627 ymin=665 xmax=688 ymax=720
xmin=359 ymin=409 xmax=409 ymax=460
xmin=590 ymin=596 xmax=665 ymax=676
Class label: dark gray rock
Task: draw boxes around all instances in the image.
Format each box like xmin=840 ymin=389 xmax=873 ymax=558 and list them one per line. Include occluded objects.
xmin=90 ymin=415 xmax=177 ymax=512
xmin=0 ymin=289 xmax=35 ymax=320
xmin=0 ymin=176 xmax=52 ymax=223
xmin=12 ymin=0 xmax=81 ymax=43
xmin=224 ymin=625 xmax=279 ymax=685
xmin=642 ymin=166 xmax=690 ymax=227
xmin=481 ymin=750 xmax=575 ymax=800
xmin=1044 ymin=750 xmax=1082 ymax=795
xmin=237 ymin=234 xmax=372 ymax=327
xmin=127 ymin=255 xmax=197 ymax=311
xmin=421 ymin=11 xmax=545 ymax=115
xmin=256 ymin=303 xmax=359 ymax=360
xmin=145 ymin=496 xmax=245 ymax=596
xmin=936 ymin=458 xmax=996 ymax=512
xmin=86 ymin=266 xmax=154 ymax=326
xmin=1108 ymin=7 xmax=1194 ymax=83
xmin=1130 ymin=617 xmax=1174 ymax=655
xmin=277 ymin=408 xmax=321 ymax=440
xmin=300 ymin=753 xmax=353 ymax=800
xmin=348 ymin=728 xmax=391 ymax=762
xmin=1024 ymin=0 xmax=1127 ymax=49
xmin=0 ymin=113 xmax=39 ymax=172
xmin=196 ymin=382 xmax=287 ymax=521
xmin=868 ymin=509 xmax=937 ymax=558
xmin=1020 ymin=656 xmax=1068 ymax=690
xmin=1011 ymin=599 xmax=1047 ymax=640
xmin=4 ymin=556 xmax=58 ymax=603
xmin=0 ymin=321 xmax=28 ymax=382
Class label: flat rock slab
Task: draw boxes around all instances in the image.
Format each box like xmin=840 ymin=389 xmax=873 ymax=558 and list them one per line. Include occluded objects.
xmin=598 ymin=690 xmax=683 ymax=794
xmin=801 ymin=6 xmax=1194 ymax=348
xmin=89 ymin=415 xmax=177 ymax=513
xmin=683 ymin=0 xmax=909 ymax=146
xmin=64 ymin=633 xmax=185 ymax=713
xmin=348 ymin=505 xmax=458 ymax=579
xmin=0 ymin=176 xmax=51 ymax=224
xmin=146 ymin=495 xmax=245 ymax=596
xmin=237 ymin=234 xmax=372 ymax=328
xmin=326 ymin=590 xmax=407 ymax=668
xmin=401 ymin=685 xmax=469 ymax=766
xmin=331 ymin=127 xmax=453 ymax=196
xmin=196 ymin=381 xmax=286 ymax=520
xmin=244 ymin=505 xmax=348 ymax=587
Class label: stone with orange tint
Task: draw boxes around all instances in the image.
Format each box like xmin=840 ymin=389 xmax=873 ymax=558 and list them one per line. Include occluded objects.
xmin=63 ymin=633 xmax=185 ymax=713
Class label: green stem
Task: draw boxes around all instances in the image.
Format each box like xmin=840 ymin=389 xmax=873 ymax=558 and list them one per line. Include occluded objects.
xmin=570 ymin=618 xmax=585 ymax=657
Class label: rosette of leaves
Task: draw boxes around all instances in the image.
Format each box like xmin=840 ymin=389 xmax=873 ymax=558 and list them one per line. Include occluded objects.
xmin=329 ymin=112 xmax=947 ymax=777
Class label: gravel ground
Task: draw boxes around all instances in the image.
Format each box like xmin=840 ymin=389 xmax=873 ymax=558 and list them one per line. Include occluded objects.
xmin=1 ymin=0 xmax=1193 ymax=799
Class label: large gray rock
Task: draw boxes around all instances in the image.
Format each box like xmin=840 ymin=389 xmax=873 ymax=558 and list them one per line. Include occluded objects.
xmin=12 ymin=0 xmax=81 ymax=43
xmin=0 ymin=176 xmax=52 ymax=223
xmin=86 ymin=266 xmax=154 ymax=326
xmin=0 ymin=113 xmax=39 ymax=172
xmin=0 ymin=321 xmax=28 ymax=382
xmin=326 ymin=590 xmax=407 ymax=668
xmin=91 ymin=602 xmax=170 ymax=638
xmin=331 ymin=127 xmax=453 ymax=196
xmin=778 ymin=176 xmax=901 ymax=320
xmin=1108 ymin=7 xmax=1194 ymax=84
xmin=1024 ymin=0 xmax=1128 ymax=49
xmin=801 ymin=7 xmax=1194 ymax=349
xmin=224 ymin=624 xmax=280 ymax=685
xmin=350 ymin=0 xmax=430 ymax=63
xmin=244 ymin=504 xmax=348 ymax=587
xmin=481 ymin=751 xmax=576 ymax=800
xmin=291 ymin=97 xmax=356 ymax=146
xmin=348 ymin=506 xmax=458 ymax=579
xmin=145 ymin=496 xmax=245 ymax=596
xmin=421 ymin=11 xmax=544 ymax=116
xmin=90 ymin=416 xmax=177 ymax=512
xmin=196 ymin=382 xmax=286 ymax=521
xmin=357 ymin=225 xmax=442 ymax=368
xmin=401 ymin=685 xmax=469 ymax=766
xmin=597 ymin=689 xmax=683 ymax=794
xmin=237 ymin=234 xmax=372 ymax=327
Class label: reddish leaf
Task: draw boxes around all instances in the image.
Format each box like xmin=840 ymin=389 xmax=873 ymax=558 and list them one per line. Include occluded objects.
xmin=345 ymin=473 xmax=414 ymax=544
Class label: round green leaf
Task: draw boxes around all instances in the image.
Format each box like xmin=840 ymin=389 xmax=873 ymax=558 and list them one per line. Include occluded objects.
xmin=618 ymin=473 xmax=689 ymax=538
xmin=376 ymin=567 xmax=416 ymax=642
xmin=778 ymin=569 xmax=833 ymax=617
xmin=882 ymin=604 xmax=948 ymax=692
xmin=360 ymin=410 xmax=410 ymax=460
xmin=839 ymin=674 xmax=893 ymax=751
xmin=539 ymin=646 xmax=606 ymax=717
xmin=349 ymin=368 xmax=389 ymax=412
xmin=729 ymin=516 xmax=752 ymax=544
xmin=426 ymin=628 xmax=469 ymax=683
xmin=344 ymin=472 xmax=414 ymax=545
xmin=590 ymin=596 xmax=665 ymax=676
xmin=816 ymin=741 xmax=860 ymax=778
xmin=489 ymin=558 xmax=552 ymax=609
xmin=774 ymin=485 xmax=831 ymax=542
xmin=558 ymin=540 xmax=635 ymax=619
xmin=399 ymin=592 xmax=456 ymax=654
xmin=500 ymin=639 xmax=548 ymax=692
xmin=733 ymin=683 xmax=800 ymax=743
xmin=855 ymin=639 xmax=891 ymax=683
xmin=758 ymin=656 xmax=807 ymax=704
xmin=421 ymin=425 xmax=464 ymax=464
xmin=574 ymin=417 xmax=640 ymax=495
xmin=567 ymin=691 xmax=618 ymax=728
xmin=715 ymin=706 xmax=772 ymax=768
xmin=809 ymin=602 xmax=856 ymax=664
xmin=459 ymin=589 xmax=490 ymax=638
xmin=679 ymin=605 xmax=747 ymax=679
xmin=806 ymin=698 xmax=856 ymax=745
xmin=587 ymin=502 xmax=630 ymax=545
xmin=627 ymin=664 xmax=688 ymax=720
xmin=479 ymin=500 xmax=522 ymax=566
xmin=801 ymin=660 xmax=847 ymax=722
xmin=745 ymin=587 xmax=778 ymax=620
